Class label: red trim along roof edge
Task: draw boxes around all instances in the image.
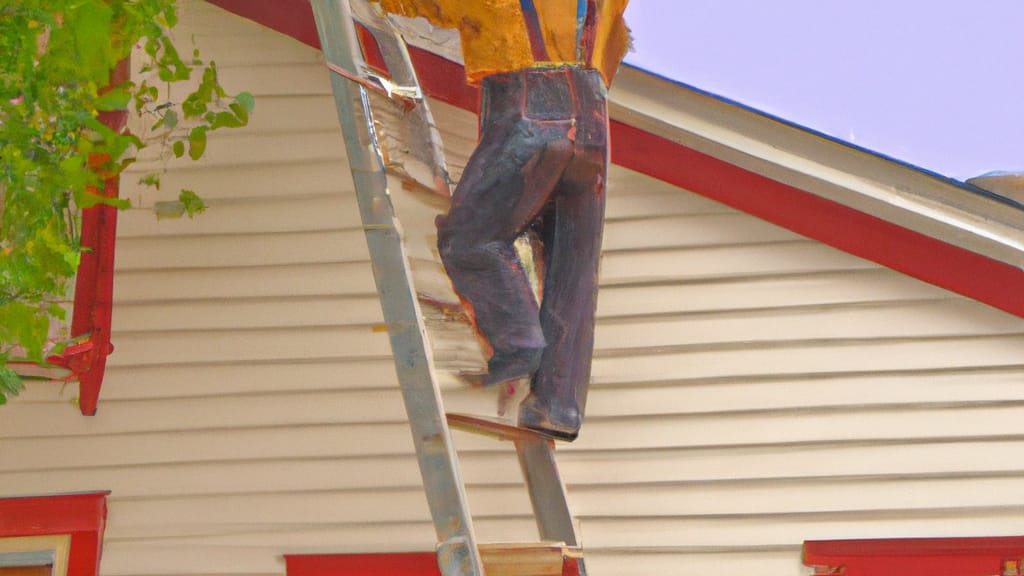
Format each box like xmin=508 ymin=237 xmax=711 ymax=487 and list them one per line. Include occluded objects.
xmin=205 ymin=0 xmax=1024 ymax=319
xmin=0 ymin=492 xmax=110 ymax=576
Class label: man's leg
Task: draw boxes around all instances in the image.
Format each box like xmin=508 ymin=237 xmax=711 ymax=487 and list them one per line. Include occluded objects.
xmin=519 ymin=153 xmax=607 ymax=440
xmin=437 ymin=120 xmax=573 ymax=386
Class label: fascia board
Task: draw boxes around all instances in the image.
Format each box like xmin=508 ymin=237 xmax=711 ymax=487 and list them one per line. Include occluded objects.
xmin=609 ymin=66 xmax=1024 ymax=271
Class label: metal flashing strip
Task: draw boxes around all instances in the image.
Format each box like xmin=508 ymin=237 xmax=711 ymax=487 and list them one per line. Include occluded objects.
xmin=608 ymin=67 xmax=1024 ymax=271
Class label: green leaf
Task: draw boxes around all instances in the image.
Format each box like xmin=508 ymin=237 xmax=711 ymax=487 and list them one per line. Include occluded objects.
xmin=187 ymin=126 xmax=207 ymax=161
xmin=207 ymin=110 xmax=243 ymax=130
xmin=0 ymin=367 xmax=23 ymax=400
xmin=95 ymin=85 xmax=131 ymax=111
xmin=235 ymin=91 xmax=255 ymax=114
xmin=162 ymin=109 xmax=178 ymax=129
xmin=178 ymin=189 xmax=206 ymax=218
xmin=138 ymin=173 xmax=161 ymax=190
xmin=172 ymin=140 xmax=186 ymax=158
xmin=70 ymin=1 xmax=115 ymax=84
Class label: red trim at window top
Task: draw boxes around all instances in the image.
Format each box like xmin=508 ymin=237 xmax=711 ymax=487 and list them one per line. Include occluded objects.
xmin=804 ymin=536 xmax=1024 ymax=576
xmin=0 ymin=492 xmax=110 ymax=576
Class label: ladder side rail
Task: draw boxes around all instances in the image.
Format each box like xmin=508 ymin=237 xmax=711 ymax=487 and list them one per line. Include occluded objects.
xmin=310 ymin=3 xmax=484 ymax=575
xmin=351 ymin=1 xmax=452 ymax=196
xmin=514 ymin=437 xmax=581 ymax=547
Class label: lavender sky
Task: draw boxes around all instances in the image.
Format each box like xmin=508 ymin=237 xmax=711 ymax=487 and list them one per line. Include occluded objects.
xmin=622 ymin=1 xmax=1023 ymax=181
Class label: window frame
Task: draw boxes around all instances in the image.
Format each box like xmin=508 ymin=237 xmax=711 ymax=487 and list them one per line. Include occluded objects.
xmin=0 ymin=493 xmax=109 ymax=576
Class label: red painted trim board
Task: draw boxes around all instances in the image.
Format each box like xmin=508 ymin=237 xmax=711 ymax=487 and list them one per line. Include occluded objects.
xmin=204 ymin=1 xmax=1024 ymax=318
xmin=52 ymin=59 xmax=129 ymax=415
xmin=805 ymin=536 xmax=1024 ymax=576
xmin=0 ymin=492 xmax=110 ymax=576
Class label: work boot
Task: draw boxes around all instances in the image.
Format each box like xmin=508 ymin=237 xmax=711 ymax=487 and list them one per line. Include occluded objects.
xmin=518 ymin=392 xmax=581 ymax=441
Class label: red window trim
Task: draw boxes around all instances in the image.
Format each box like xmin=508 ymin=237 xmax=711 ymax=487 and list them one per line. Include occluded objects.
xmin=804 ymin=536 xmax=1024 ymax=576
xmin=0 ymin=492 xmax=110 ymax=576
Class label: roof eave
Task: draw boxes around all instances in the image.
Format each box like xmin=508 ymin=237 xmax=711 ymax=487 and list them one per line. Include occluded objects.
xmin=609 ymin=66 xmax=1024 ymax=272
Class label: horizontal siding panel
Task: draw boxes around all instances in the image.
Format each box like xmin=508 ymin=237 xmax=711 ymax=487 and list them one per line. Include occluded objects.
xmin=116 ymin=194 xmax=360 ymax=238
xmin=187 ymin=34 xmax=320 ymax=67
xmin=113 ymin=262 xmax=377 ymax=301
xmin=102 ymin=518 xmax=538 ymax=550
xmin=600 ymin=241 xmax=876 ymax=284
xmin=0 ymin=389 xmax=407 ymax=438
xmin=595 ymin=270 xmax=951 ymax=317
xmin=218 ymin=63 xmax=332 ymax=97
xmin=106 ymin=326 xmax=390 ymax=367
xmin=121 ymin=161 xmax=352 ymax=203
xmin=2 ymin=386 xmax=499 ymax=438
xmin=19 ymin=359 xmax=474 ymax=402
xmin=114 ymin=229 xmax=368 ymax=270
xmin=591 ymin=335 xmax=1024 ymax=385
xmin=579 ymin=509 xmax=1024 ymax=549
xmin=566 ymin=475 xmax=1024 ymax=517
xmin=0 ymin=453 xmax=519 ymax=498
xmin=584 ymin=369 xmax=1024 ymax=417
xmin=602 ymin=213 xmax=802 ymax=250
xmin=594 ymin=300 xmax=1024 ymax=351
xmin=0 ymin=424 xmax=421 ymax=472
xmin=555 ymin=438 xmax=1024 ymax=486
xmin=132 ymin=131 xmax=345 ymax=171
xmin=586 ymin=551 xmax=802 ymax=576
xmin=8 ymin=437 xmax=1024 ymax=498
xmin=605 ymin=190 xmax=734 ymax=219
xmin=11 ymin=402 xmax=1024 ymax=472
xmin=112 ymin=295 xmax=384 ymax=332
xmin=574 ymin=403 xmax=1024 ymax=451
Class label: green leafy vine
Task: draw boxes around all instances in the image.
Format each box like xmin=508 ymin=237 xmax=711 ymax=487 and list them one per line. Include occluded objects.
xmin=0 ymin=0 xmax=253 ymax=404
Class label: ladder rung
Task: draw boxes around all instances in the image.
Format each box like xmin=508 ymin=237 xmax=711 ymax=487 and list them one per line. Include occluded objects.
xmin=447 ymin=413 xmax=555 ymax=443
xmin=478 ymin=543 xmax=582 ymax=576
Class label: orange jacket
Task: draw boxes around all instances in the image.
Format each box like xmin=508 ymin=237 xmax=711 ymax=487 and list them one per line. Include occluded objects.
xmin=374 ymin=0 xmax=630 ymax=85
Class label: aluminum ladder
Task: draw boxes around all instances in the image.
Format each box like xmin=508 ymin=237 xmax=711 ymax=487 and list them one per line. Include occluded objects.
xmin=310 ymin=2 xmax=586 ymax=575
